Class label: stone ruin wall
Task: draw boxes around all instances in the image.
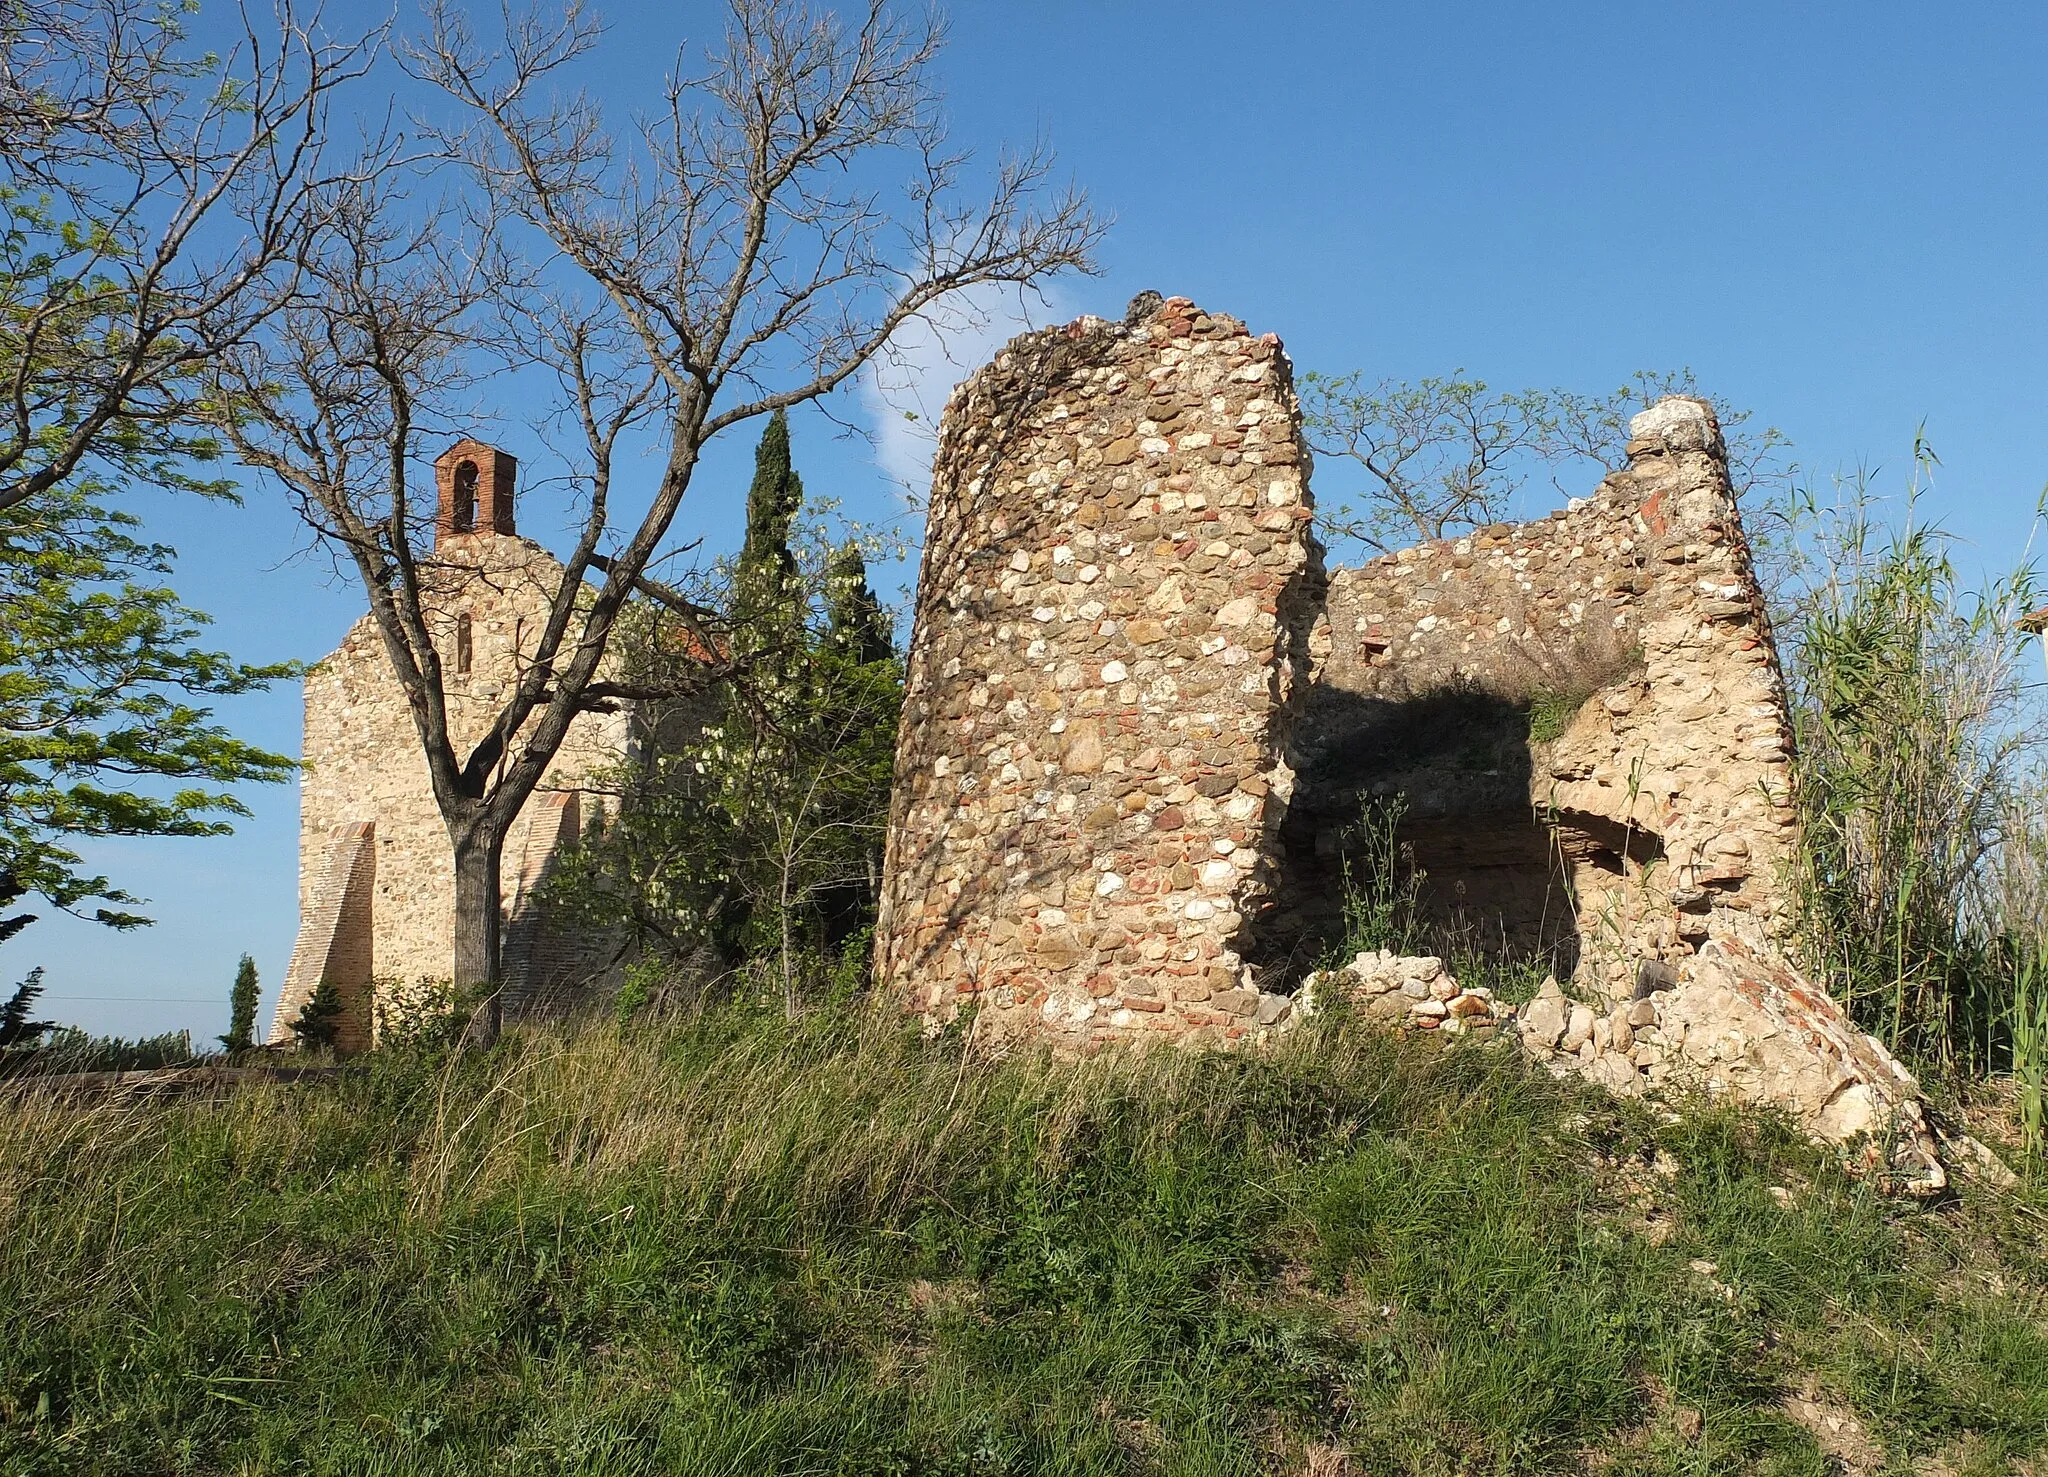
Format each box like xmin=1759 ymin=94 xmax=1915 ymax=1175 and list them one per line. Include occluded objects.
xmin=269 ymin=459 xmax=632 ymax=1045
xmin=879 ymin=313 xmax=1939 ymax=1174
xmin=874 ymin=298 xmax=1322 ymax=1044
xmin=1300 ymin=397 xmax=1800 ymax=1003
xmin=1298 ymin=398 xmax=1936 ymax=1176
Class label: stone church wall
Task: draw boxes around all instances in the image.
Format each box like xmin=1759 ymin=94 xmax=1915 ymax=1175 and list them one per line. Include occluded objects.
xmin=268 ymin=447 xmax=631 ymax=1045
xmin=874 ymin=298 xmax=1322 ymax=1044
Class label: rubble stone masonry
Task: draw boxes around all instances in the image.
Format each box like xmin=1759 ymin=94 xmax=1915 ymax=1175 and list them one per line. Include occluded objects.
xmin=875 ymin=298 xmax=1322 ymax=1044
xmin=1301 ymin=397 xmax=1800 ymax=999
xmin=877 ymin=323 xmax=1942 ymax=1174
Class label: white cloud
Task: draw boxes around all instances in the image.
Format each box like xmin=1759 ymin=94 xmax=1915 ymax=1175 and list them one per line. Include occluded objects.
xmin=860 ymin=282 xmax=1080 ymax=503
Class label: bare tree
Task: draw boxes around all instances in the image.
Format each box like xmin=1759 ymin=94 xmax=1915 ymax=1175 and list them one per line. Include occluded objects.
xmin=1298 ymin=372 xmax=1548 ymax=554
xmin=0 ymin=0 xmax=376 ymax=515
xmin=1301 ymin=367 xmax=1792 ymax=560
xmin=219 ymin=0 xmax=1101 ymax=1040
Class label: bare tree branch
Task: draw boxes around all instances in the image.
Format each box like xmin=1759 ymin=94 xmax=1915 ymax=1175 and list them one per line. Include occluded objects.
xmin=1 ymin=0 xmax=382 ymax=514
xmin=222 ymin=0 xmax=1100 ymax=1038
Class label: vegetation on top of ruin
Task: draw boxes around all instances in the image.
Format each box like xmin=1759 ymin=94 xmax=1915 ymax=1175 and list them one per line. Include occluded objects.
xmin=2 ymin=1006 xmax=2044 ymax=1474
xmin=1299 ymin=368 xmax=1791 ymax=561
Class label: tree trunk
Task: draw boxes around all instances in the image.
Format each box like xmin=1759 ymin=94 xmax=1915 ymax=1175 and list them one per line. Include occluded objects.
xmin=452 ymin=827 xmax=505 ymax=1046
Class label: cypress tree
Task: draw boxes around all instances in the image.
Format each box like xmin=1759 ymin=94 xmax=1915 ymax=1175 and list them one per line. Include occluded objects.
xmin=221 ymin=953 xmax=260 ymax=1053
xmin=0 ymin=968 xmax=51 ymax=1048
xmin=826 ymin=542 xmax=895 ymax=666
xmin=290 ymin=978 xmax=342 ymax=1052
xmin=732 ymin=409 xmax=804 ymax=627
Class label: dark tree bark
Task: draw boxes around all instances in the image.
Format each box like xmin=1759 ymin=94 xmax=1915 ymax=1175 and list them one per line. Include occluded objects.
xmin=450 ymin=821 xmax=505 ymax=1040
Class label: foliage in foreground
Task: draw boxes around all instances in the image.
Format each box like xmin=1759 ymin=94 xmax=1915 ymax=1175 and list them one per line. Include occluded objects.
xmin=1771 ymin=450 xmax=2048 ymax=1100
xmin=2 ymin=1009 xmax=2045 ymax=1475
xmin=0 ymin=479 xmax=294 ymax=927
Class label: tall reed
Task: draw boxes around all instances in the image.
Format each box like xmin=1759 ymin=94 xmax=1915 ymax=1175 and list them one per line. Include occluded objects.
xmin=1772 ymin=443 xmax=2047 ymax=1079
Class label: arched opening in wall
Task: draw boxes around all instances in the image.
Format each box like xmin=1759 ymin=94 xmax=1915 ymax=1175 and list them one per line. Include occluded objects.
xmin=1252 ymin=682 xmax=1584 ymax=987
xmin=454 ymin=613 xmax=473 ymax=675
xmin=451 ymin=460 xmax=479 ymax=532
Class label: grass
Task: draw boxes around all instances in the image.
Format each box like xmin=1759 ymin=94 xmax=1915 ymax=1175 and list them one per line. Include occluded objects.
xmin=1774 ymin=456 xmax=2047 ymax=1081
xmin=1 ymin=1006 xmax=2046 ymax=1475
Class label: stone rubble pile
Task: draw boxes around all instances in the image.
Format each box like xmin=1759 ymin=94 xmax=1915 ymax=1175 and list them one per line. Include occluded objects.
xmin=1297 ymin=946 xmax=1947 ymax=1193
xmin=1518 ymin=939 xmax=1945 ymax=1191
xmin=1298 ymin=951 xmax=1515 ymax=1038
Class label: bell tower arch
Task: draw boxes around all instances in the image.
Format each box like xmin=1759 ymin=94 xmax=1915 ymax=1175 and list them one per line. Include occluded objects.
xmin=434 ymin=438 xmax=518 ymax=542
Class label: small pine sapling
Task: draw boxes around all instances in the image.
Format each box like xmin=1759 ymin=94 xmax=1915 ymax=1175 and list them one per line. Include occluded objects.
xmin=221 ymin=954 xmax=260 ymax=1054
xmin=289 ymin=978 xmax=343 ymax=1052
xmin=0 ymin=968 xmax=54 ymax=1048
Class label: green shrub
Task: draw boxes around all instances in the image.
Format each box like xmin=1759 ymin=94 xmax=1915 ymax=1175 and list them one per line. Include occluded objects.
xmin=1774 ymin=451 xmax=2048 ymax=1081
xmin=1324 ymin=797 xmax=1427 ymax=965
xmin=288 ymin=978 xmax=343 ymax=1051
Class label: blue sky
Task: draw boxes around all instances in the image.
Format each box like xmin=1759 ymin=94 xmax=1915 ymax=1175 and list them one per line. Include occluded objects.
xmin=28 ymin=1 xmax=2048 ymax=1040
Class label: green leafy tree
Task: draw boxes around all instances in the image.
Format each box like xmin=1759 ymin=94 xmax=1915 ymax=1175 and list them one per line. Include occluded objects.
xmin=0 ymin=479 xmax=293 ymax=923
xmin=732 ymin=410 xmax=805 ymax=631
xmin=827 ymin=542 xmax=896 ymax=667
xmin=221 ymin=952 xmax=259 ymax=1053
xmin=0 ymin=2 xmax=363 ymax=925
xmin=551 ymin=488 xmax=902 ymax=1014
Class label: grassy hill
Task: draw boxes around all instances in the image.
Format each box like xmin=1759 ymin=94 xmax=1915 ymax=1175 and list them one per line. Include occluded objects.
xmin=1 ymin=1009 xmax=2044 ymax=1475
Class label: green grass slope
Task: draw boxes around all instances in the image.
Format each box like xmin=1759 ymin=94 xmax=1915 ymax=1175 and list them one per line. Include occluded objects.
xmin=1 ymin=1010 xmax=2044 ymax=1475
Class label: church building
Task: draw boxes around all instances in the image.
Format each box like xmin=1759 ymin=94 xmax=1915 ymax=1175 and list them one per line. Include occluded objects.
xmin=265 ymin=440 xmax=633 ymax=1047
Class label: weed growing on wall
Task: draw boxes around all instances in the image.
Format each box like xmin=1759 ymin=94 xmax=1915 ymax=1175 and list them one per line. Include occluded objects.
xmin=1325 ymin=797 xmax=1428 ymax=963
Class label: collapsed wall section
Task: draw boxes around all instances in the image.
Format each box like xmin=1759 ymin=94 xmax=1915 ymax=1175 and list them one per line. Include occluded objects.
xmin=1298 ymin=398 xmax=1937 ymax=1178
xmin=1292 ymin=397 xmax=1799 ymax=999
xmin=875 ymin=297 xmax=1321 ymax=1044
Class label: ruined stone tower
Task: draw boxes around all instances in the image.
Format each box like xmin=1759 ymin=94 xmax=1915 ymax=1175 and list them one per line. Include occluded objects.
xmin=266 ymin=440 xmax=631 ymax=1047
xmin=875 ymin=298 xmax=1323 ymax=1044
xmin=878 ymin=303 xmax=1936 ymax=1174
